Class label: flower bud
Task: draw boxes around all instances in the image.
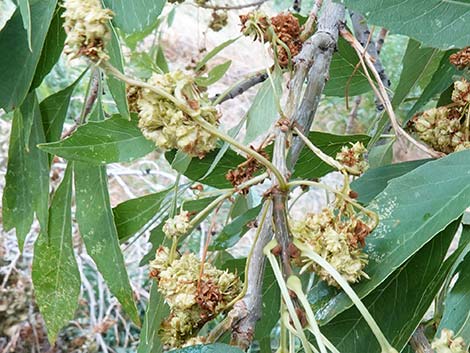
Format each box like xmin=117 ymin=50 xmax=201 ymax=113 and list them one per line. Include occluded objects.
xmin=163 ymin=211 xmax=191 ymax=238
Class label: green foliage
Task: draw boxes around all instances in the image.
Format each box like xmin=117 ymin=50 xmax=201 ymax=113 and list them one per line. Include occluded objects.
xmin=169 ymin=343 xmax=244 ymax=353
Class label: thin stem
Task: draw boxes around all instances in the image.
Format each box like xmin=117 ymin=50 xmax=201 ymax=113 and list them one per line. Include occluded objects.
xmin=293 ymin=240 xmax=398 ymax=353
xmin=189 ymin=192 xmax=231 ymax=228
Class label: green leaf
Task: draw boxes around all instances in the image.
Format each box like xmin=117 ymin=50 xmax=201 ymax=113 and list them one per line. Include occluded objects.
xmin=391 ymin=39 xmax=444 ymax=109
xmin=18 ymin=0 xmax=32 ymax=51
xmin=324 ymin=37 xmax=372 ymax=97
xmin=103 ymin=0 xmax=165 ymax=34
xmin=156 ymin=44 xmax=169 ymax=73
xmin=166 ymin=148 xmax=245 ymax=189
xmin=32 ymin=164 xmax=80 ymax=343
xmin=210 ymin=204 xmax=262 ymax=250
xmin=244 ymin=69 xmax=283 ymax=144
xmin=195 ymin=37 xmax=239 ymax=71
xmin=38 ymin=114 xmax=155 ymax=164
xmin=0 ymin=0 xmax=57 ymax=111
xmin=367 ymin=139 xmax=394 ymax=169
xmin=313 ymin=150 xmax=470 ymax=324
xmin=31 ymin=6 xmax=66 ymax=89
xmin=321 ymin=220 xmax=461 ymax=353
xmin=107 ymin=23 xmax=130 ymax=119
xmin=169 ymin=343 xmax=244 ymax=353
xmin=438 ymin=226 xmax=470 ymax=340
xmin=337 ymin=0 xmax=470 ymax=50
xmin=2 ymin=92 xmax=49 ymax=250
xmin=195 ymin=60 xmax=231 ymax=87
xmin=292 ymin=132 xmax=370 ymax=179
xmin=40 ymin=71 xmax=85 ymax=143
xmin=407 ymin=51 xmax=460 ymax=119
xmin=351 ymin=159 xmax=430 ymax=205
xmin=113 ymin=189 xmax=172 ymax=243
xmin=74 ymin=162 xmax=140 ymax=324
xmin=137 ymin=282 xmax=169 ymax=353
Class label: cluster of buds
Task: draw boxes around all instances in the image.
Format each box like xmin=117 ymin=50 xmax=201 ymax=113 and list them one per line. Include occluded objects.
xmin=431 ymin=329 xmax=467 ymax=353
xmin=149 ymin=247 xmax=241 ymax=348
xmin=209 ymin=10 xmax=229 ymax=32
xmin=290 ymin=205 xmax=372 ymax=287
xmin=336 ymin=142 xmax=369 ymax=175
xmin=449 ymin=47 xmax=470 ymax=70
xmin=411 ymin=79 xmax=470 ymax=154
xmin=137 ymin=71 xmax=219 ymax=158
xmin=62 ymin=0 xmax=113 ymax=61
xmin=240 ymin=11 xmax=302 ymax=68
xmin=163 ymin=211 xmax=191 ymax=239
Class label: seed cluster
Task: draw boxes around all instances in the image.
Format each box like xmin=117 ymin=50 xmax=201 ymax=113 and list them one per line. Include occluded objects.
xmin=62 ymin=0 xmax=113 ymax=61
xmin=162 ymin=211 xmax=191 ymax=239
xmin=137 ymin=71 xmax=219 ymax=158
xmin=225 ymin=149 xmax=268 ymax=194
xmin=449 ymin=47 xmax=470 ymax=70
xmin=336 ymin=142 xmax=369 ymax=175
xmin=411 ymin=79 xmax=470 ymax=154
xmin=290 ymin=207 xmax=371 ymax=287
xmin=240 ymin=11 xmax=302 ymax=68
xmin=149 ymin=247 xmax=241 ymax=349
xmin=431 ymin=329 xmax=466 ymax=353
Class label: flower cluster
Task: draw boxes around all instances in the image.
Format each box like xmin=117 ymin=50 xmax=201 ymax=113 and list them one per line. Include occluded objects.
xmin=290 ymin=206 xmax=371 ymax=287
xmin=431 ymin=329 xmax=467 ymax=353
xmin=226 ymin=148 xmax=268 ymax=194
xmin=149 ymin=247 xmax=241 ymax=349
xmin=137 ymin=71 xmax=219 ymax=158
xmin=62 ymin=0 xmax=113 ymax=61
xmin=162 ymin=211 xmax=191 ymax=239
xmin=240 ymin=11 xmax=302 ymax=68
xmin=209 ymin=10 xmax=228 ymax=32
xmin=449 ymin=47 xmax=470 ymax=70
xmin=336 ymin=142 xmax=369 ymax=175
xmin=411 ymin=79 xmax=470 ymax=154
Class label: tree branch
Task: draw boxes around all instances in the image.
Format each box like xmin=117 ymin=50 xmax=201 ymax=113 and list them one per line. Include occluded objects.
xmin=409 ymin=325 xmax=433 ymax=353
xmin=211 ymin=71 xmax=268 ymax=104
xmin=196 ymin=0 xmax=267 ymax=10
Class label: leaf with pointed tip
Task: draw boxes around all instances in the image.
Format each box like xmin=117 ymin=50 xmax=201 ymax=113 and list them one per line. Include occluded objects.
xmin=32 ymin=164 xmax=80 ymax=343
xmin=38 ymin=114 xmax=155 ymax=164
xmin=113 ymin=189 xmax=173 ymax=243
xmin=312 ymin=150 xmax=470 ymax=324
xmin=2 ymin=92 xmax=49 ymax=250
xmin=367 ymin=140 xmax=394 ymax=168
xmin=195 ymin=61 xmax=232 ymax=87
xmin=195 ymin=38 xmax=239 ymax=71
xmin=0 ymin=0 xmax=57 ymax=111
xmin=321 ymin=220 xmax=462 ymax=353
xmin=18 ymin=0 xmax=32 ymax=51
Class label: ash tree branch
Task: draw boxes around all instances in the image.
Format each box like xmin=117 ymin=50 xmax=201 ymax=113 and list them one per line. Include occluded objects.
xmin=212 ymin=71 xmax=268 ymax=104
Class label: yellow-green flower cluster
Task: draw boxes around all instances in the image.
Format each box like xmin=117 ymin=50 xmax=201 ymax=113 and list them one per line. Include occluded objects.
xmin=431 ymin=329 xmax=467 ymax=353
xmin=137 ymin=71 xmax=219 ymax=158
xmin=149 ymin=247 xmax=241 ymax=348
xmin=336 ymin=142 xmax=369 ymax=175
xmin=163 ymin=211 xmax=191 ymax=239
xmin=62 ymin=0 xmax=113 ymax=61
xmin=290 ymin=208 xmax=370 ymax=287
xmin=412 ymin=79 xmax=470 ymax=154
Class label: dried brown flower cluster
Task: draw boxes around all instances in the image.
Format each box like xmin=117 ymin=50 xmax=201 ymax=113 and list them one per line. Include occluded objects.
xmin=449 ymin=47 xmax=470 ymax=70
xmin=290 ymin=201 xmax=373 ymax=287
xmin=209 ymin=10 xmax=228 ymax=32
xmin=411 ymin=79 xmax=470 ymax=154
xmin=336 ymin=142 xmax=369 ymax=175
xmin=240 ymin=11 xmax=302 ymax=67
xmin=137 ymin=71 xmax=219 ymax=158
xmin=225 ymin=148 xmax=268 ymax=194
xmin=149 ymin=247 xmax=241 ymax=348
xmin=62 ymin=0 xmax=113 ymax=61
xmin=126 ymin=85 xmax=141 ymax=113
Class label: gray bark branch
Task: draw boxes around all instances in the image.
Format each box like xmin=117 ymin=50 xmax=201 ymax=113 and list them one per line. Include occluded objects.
xmin=212 ymin=71 xmax=268 ymax=104
xmin=410 ymin=325 xmax=433 ymax=353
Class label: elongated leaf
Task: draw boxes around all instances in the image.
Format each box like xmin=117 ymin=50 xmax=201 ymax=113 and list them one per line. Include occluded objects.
xmin=169 ymin=344 xmax=244 ymax=353
xmin=137 ymin=282 xmax=169 ymax=353
xmin=244 ymin=69 xmax=282 ymax=144
xmin=32 ymin=165 xmax=80 ymax=343
xmin=210 ymin=204 xmax=262 ymax=250
xmin=0 ymin=0 xmax=57 ymax=111
xmin=368 ymin=139 xmax=393 ymax=168
xmin=292 ymin=132 xmax=370 ymax=179
xmin=40 ymin=72 xmax=84 ymax=143
xmin=31 ymin=6 xmax=66 ymax=89
xmin=2 ymin=93 xmax=49 ymax=250
xmin=351 ymin=159 xmax=430 ymax=205
xmin=18 ymin=0 xmax=32 ymax=51
xmin=313 ymin=150 xmax=470 ymax=324
xmin=337 ymin=0 xmax=470 ymax=50
xmin=38 ymin=114 xmax=155 ymax=164
xmin=392 ymin=39 xmax=443 ymax=109
xmin=195 ymin=38 xmax=239 ymax=71
xmin=321 ymin=220 xmax=461 ymax=353
xmin=438 ymin=226 xmax=470 ymax=341
xmin=324 ymin=37 xmax=372 ymax=97
xmin=107 ymin=23 xmax=130 ymax=119
xmin=74 ymin=162 xmax=140 ymax=324
xmin=407 ymin=51 xmax=460 ymax=119
xmin=195 ymin=61 xmax=231 ymax=87
xmin=113 ymin=189 xmax=172 ymax=242
xmin=103 ymin=0 xmax=165 ymax=34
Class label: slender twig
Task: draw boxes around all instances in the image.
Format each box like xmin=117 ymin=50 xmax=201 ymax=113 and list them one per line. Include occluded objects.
xmin=299 ymin=0 xmax=323 ymax=41
xmin=375 ymin=28 xmax=388 ymax=55
xmin=212 ymin=71 xmax=268 ymax=104
xmin=195 ymin=0 xmax=267 ymax=10
xmin=409 ymin=325 xmax=433 ymax=353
